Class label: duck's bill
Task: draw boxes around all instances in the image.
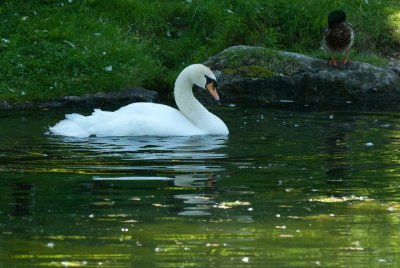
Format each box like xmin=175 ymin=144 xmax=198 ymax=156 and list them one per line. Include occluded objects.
xmin=206 ymin=82 xmax=220 ymax=101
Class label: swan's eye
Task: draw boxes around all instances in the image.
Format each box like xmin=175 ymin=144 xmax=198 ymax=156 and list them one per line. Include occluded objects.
xmin=205 ymin=76 xmax=220 ymax=101
xmin=205 ymin=75 xmax=218 ymax=90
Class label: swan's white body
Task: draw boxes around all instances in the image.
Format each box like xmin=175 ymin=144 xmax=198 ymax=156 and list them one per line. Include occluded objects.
xmin=50 ymin=64 xmax=228 ymax=137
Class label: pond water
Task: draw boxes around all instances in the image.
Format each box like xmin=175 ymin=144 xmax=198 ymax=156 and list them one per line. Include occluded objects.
xmin=0 ymin=105 xmax=399 ymax=267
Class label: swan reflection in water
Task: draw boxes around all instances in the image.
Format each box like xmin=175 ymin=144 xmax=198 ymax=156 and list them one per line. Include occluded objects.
xmin=86 ymin=135 xmax=228 ymax=216
xmin=94 ymin=173 xmax=220 ymax=216
xmin=93 ymin=174 xmax=217 ymax=188
xmin=51 ymin=133 xmax=229 ymax=216
xmin=55 ymin=134 xmax=228 ymax=161
xmin=86 ymin=135 xmax=227 ymax=184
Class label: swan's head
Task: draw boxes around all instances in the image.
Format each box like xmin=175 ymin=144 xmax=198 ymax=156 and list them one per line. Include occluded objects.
xmin=189 ymin=64 xmax=220 ymax=101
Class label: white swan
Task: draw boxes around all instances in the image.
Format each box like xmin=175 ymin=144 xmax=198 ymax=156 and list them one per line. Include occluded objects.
xmin=50 ymin=64 xmax=229 ymax=137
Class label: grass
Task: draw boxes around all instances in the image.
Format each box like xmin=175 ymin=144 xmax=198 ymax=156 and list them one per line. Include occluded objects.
xmin=311 ymin=51 xmax=389 ymax=67
xmin=0 ymin=0 xmax=399 ymax=102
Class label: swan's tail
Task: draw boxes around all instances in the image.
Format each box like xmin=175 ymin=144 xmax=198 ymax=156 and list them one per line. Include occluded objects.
xmin=49 ymin=109 xmax=110 ymax=137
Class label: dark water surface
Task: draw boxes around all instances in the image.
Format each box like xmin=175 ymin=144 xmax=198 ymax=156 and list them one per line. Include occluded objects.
xmin=0 ymin=105 xmax=399 ymax=267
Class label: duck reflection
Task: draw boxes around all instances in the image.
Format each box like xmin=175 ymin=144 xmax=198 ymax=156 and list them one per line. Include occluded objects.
xmin=11 ymin=180 xmax=34 ymax=217
xmin=323 ymin=116 xmax=352 ymax=185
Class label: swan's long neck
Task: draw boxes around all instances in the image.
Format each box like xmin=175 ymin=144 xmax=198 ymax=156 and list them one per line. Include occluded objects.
xmin=174 ymin=69 xmax=209 ymax=126
xmin=173 ymin=65 xmax=229 ymax=135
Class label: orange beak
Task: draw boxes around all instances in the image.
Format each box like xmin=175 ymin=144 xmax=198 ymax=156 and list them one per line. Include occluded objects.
xmin=206 ymin=82 xmax=220 ymax=101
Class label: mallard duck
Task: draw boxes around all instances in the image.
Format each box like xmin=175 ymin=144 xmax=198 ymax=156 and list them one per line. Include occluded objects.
xmin=322 ymin=10 xmax=354 ymax=66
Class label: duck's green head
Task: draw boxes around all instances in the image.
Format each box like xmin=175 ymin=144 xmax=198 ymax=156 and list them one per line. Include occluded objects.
xmin=328 ymin=10 xmax=346 ymax=27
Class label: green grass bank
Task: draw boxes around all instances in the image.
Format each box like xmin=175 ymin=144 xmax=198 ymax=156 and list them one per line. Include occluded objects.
xmin=1 ymin=0 xmax=399 ymax=102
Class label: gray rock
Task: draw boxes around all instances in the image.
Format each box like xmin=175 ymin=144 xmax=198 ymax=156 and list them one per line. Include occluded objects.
xmin=391 ymin=65 xmax=400 ymax=75
xmin=0 ymin=87 xmax=159 ymax=110
xmin=202 ymin=45 xmax=400 ymax=107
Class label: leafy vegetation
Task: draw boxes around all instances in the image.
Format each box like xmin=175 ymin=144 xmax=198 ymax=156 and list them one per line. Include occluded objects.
xmin=0 ymin=0 xmax=399 ymax=102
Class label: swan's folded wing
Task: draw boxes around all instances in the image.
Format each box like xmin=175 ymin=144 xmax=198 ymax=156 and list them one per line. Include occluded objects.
xmin=50 ymin=103 xmax=206 ymax=137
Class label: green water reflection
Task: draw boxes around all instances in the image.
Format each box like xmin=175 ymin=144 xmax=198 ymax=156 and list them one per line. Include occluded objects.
xmin=0 ymin=106 xmax=399 ymax=267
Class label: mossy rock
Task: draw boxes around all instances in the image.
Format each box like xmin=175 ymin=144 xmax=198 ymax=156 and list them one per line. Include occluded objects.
xmin=206 ymin=46 xmax=307 ymax=77
xmin=202 ymin=45 xmax=400 ymax=107
xmin=222 ymin=65 xmax=275 ymax=79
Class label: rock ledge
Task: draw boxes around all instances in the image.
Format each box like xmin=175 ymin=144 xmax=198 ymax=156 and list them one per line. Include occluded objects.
xmin=0 ymin=87 xmax=158 ymax=110
xmin=201 ymin=45 xmax=400 ymax=107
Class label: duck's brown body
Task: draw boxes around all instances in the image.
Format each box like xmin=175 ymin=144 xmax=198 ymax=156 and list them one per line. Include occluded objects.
xmin=322 ymin=10 xmax=354 ymax=66
xmin=323 ymin=23 xmax=353 ymax=53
